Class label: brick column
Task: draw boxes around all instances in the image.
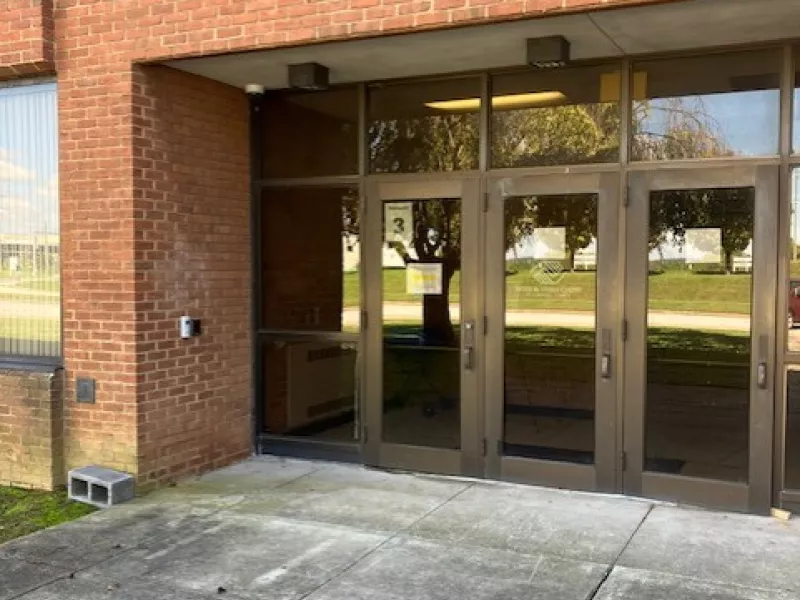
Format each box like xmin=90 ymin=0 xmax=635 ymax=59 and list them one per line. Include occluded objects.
xmin=131 ymin=65 xmax=252 ymax=488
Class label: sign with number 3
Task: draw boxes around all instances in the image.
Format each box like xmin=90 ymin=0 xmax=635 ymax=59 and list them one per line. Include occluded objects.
xmin=384 ymin=203 xmax=413 ymax=245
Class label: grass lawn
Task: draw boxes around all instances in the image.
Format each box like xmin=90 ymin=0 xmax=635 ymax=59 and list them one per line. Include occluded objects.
xmin=0 ymin=487 xmax=94 ymax=545
xmin=0 ymin=318 xmax=60 ymax=342
xmin=346 ymin=266 xmax=755 ymax=314
xmin=0 ymin=274 xmax=60 ymax=294
xmin=383 ymin=324 xmax=749 ymax=392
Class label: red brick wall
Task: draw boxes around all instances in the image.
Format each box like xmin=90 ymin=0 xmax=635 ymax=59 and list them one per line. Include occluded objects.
xmin=52 ymin=0 xmax=684 ymax=65
xmin=0 ymin=369 xmax=64 ymax=490
xmin=132 ymin=66 xmax=251 ymax=487
xmin=4 ymin=0 xmax=683 ymax=488
xmin=0 ymin=0 xmax=54 ymax=78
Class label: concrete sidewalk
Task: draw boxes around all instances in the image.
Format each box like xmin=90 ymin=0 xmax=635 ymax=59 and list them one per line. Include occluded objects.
xmin=2 ymin=458 xmax=799 ymax=600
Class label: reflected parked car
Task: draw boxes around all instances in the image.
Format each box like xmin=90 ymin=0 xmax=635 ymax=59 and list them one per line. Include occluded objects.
xmin=790 ymin=280 xmax=800 ymax=328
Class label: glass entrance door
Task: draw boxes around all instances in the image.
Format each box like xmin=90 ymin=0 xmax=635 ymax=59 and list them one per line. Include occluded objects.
xmin=624 ymin=166 xmax=779 ymax=513
xmin=484 ymin=173 xmax=621 ymax=491
xmin=363 ymin=178 xmax=483 ymax=476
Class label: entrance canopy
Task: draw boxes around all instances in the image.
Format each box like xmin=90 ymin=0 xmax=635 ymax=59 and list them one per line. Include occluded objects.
xmin=167 ymin=0 xmax=798 ymax=90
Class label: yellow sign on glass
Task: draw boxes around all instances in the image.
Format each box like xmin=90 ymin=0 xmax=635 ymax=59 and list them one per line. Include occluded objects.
xmin=406 ymin=263 xmax=443 ymax=295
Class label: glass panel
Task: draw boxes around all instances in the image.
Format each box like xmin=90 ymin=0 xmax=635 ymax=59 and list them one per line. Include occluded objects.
xmin=790 ymin=168 xmax=800 ymax=349
xmin=786 ymin=369 xmax=800 ymax=489
xmin=794 ymin=47 xmax=800 ymax=155
xmin=646 ymin=188 xmax=753 ymax=482
xmin=632 ymin=50 xmax=780 ymax=160
xmin=262 ymin=88 xmax=358 ymax=178
xmin=382 ymin=198 xmax=461 ymax=449
xmin=502 ymin=194 xmax=598 ymax=463
xmin=492 ymin=66 xmax=621 ymax=167
xmin=0 ymin=83 xmax=60 ymax=358
xmin=263 ymin=339 xmax=359 ymax=441
xmin=260 ymin=187 xmax=360 ymax=333
xmin=369 ymin=78 xmax=480 ymax=173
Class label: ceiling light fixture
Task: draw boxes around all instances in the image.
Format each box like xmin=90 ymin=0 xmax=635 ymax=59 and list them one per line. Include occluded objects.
xmin=425 ymin=91 xmax=566 ymax=112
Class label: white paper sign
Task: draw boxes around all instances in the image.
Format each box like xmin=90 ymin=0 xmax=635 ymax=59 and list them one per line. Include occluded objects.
xmin=532 ymin=227 xmax=567 ymax=260
xmin=685 ymin=228 xmax=722 ymax=264
xmin=406 ymin=263 xmax=443 ymax=295
xmin=385 ymin=203 xmax=413 ymax=245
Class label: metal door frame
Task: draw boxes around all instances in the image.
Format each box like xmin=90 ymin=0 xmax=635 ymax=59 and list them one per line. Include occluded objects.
xmin=484 ymin=172 xmax=621 ymax=492
xmin=625 ymin=165 xmax=779 ymax=514
xmin=363 ymin=175 xmax=484 ymax=477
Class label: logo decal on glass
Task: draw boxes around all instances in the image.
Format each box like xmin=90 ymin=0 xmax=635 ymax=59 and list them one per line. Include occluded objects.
xmin=531 ymin=261 xmax=566 ymax=286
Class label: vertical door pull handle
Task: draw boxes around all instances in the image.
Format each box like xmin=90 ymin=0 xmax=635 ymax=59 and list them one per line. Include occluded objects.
xmin=757 ymin=362 xmax=768 ymax=389
xmin=463 ymin=320 xmax=476 ymax=371
xmin=601 ymin=353 xmax=612 ymax=379
xmin=600 ymin=329 xmax=612 ymax=379
xmin=463 ymin=348 xmax=475 ymax=371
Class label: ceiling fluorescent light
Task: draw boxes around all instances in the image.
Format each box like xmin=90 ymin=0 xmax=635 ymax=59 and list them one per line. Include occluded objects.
xmin=425 ymin=91 xmax=566 ymax=112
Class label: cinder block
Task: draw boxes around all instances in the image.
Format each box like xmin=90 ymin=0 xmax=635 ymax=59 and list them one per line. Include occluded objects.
xmin=68 ymin=466 xmax=135 ymax=508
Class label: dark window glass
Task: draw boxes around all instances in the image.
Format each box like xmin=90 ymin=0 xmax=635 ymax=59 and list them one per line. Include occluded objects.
xmin=260 ymin=186 xmax=360 ymax=442
xmin=0 ymin=82 xmax=60 ymax=358
xmin=786 ymin=369 xmax=800 ymax=489
xmin=260 ymin=187 xmax=360 ymax=332
xmin=369 ymin=78 xmax=480 ymax=173
xmin=645 ymin=188 xmax=753 ymax=483
xmin=262 ymin=88 xmax=359 ymax=178
xmin=382 ymin=198 xmax=462 ymax=449
xmin=492 ymin=66 xmax=621 ymax=168
xmin=502 ymin=194 xmax=598 ymax=463
xmin=793 ymin=48 xmax=800 ymax=154
xmin=788 ymin=168 xmax=800 ymax=348
xmin=632 ymin=50 xmax=780 ymax=161
xmin=263 ymin=339 xmax=359 ymax=442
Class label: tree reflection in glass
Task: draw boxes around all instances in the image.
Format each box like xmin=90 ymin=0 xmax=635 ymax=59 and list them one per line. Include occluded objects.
xmin=632 ymin=49 xmax=780 ymax=160
xmin=369 ymin=77 xmax=480 ymax=173
xmin=645 ymin=187 xmax=754 ymax=482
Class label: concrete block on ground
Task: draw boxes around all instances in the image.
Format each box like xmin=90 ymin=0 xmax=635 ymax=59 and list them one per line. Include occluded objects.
xmin=68 ymin=466 xmax=135 ymax=508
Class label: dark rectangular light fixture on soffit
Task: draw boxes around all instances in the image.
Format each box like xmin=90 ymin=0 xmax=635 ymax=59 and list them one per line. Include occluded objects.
xmin=527 ymin=35 xmax=571 ymax=68
xmin=288 ymin=62 xmax=330 ymax=90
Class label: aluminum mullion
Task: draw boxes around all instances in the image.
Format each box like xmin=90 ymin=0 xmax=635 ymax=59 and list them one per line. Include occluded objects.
xmin=775 ymin=43 xmax=794 ymax=499
xmin=479 ymin=73 xmax=491 ymax=173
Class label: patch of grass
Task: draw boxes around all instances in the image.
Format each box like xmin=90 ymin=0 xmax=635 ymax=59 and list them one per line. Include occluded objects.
xmin=0 ymin=318 xmax=60 ymax=342
xmin=0 ymin=487 xmax=95 ymax=545
xmin=345 ymin=267 xmax=754 ymax=314
xmin=0 ymin=274 xmax=60 ymax=294
xmin=382 ymin=324 xmax=750 ymax=390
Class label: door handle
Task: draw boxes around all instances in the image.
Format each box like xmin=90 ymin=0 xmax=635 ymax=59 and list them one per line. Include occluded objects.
xmin=757 ymin=335 xmax=769 ymax=390
xmin=600 ymin=328 xmax=612 ymax=380
xmin=463 ymin=320 xmax=476 ymax=371
xmin=757 ymin=361 xmax=768 ymax=389
xmin=463 ymin=348 xmax=475 ymax=371
xmin=601 ymin=353 xmax=612 ymax=379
